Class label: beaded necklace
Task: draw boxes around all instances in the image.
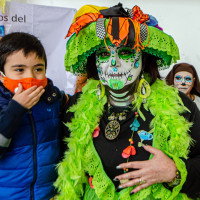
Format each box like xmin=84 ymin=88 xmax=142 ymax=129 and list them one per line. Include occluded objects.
xmin=122 ymin=111 xmax=140 ymax=173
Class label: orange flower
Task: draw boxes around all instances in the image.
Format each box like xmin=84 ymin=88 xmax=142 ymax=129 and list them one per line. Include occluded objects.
xmin=132 ymin=5 xmax=149 ymax=23
xmin=122 ymin=146 xmax=136 ymax=158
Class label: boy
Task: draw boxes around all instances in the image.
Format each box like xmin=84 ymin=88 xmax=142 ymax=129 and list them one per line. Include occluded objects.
xmin=0 ymin=32 xmax=67 ymax=200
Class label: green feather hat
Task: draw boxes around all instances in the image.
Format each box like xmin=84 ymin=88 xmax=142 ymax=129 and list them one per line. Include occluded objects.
xmin=65 ymin=3 xmax=180 ymax=75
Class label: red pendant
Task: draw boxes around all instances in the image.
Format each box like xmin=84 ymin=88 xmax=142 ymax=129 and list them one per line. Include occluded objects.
xmin=122 ymin=145 xmax=136 ymax=158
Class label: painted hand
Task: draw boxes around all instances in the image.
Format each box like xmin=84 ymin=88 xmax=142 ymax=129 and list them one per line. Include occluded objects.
xmin=114 ymin=145 xmax=177 ymax=194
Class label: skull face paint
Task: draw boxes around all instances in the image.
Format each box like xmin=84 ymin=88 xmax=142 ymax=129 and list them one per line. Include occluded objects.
xmin=174 ymin=71 xmax=194 ymax=94
xmin=96 ymin=45 xmax=142 ymax=90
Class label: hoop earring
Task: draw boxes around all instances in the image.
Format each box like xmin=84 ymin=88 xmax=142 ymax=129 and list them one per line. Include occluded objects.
xmin=137 ymin=74 xmax=151 ymax=103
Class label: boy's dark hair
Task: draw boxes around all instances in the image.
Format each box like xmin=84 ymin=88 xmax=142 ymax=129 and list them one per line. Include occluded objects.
xmin=0 ymin=32 xmax=47 ymax=72
xmin=86 ymin=51 xmax=161 ymax=85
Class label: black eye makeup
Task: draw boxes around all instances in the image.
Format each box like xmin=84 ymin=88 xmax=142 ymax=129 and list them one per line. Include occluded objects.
xmin=96 ymin=49 xmax=111 ymax=61
xmin=118 ymin=47 xmax=134 ymax=60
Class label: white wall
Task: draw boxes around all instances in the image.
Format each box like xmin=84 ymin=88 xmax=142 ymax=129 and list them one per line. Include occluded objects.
xmin=6 ymin=0 xmax=200 ymax=78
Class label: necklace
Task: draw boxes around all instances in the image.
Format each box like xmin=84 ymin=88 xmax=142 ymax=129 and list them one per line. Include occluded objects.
xmin=105 ymin=103 xmax=131 ymax=140
xmin=121 ymin=111 xmax=139 ymax=173
xmin=121 ymin=112 xmax=154 ymax=174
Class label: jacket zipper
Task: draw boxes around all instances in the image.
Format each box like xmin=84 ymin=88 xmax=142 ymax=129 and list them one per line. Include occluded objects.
xmin=28 ymin=110 xmax=37 ymax=200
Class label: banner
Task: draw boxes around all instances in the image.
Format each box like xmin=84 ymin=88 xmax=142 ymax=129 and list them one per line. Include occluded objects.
xmin=0 ymin=2 xmax=77 ymax=94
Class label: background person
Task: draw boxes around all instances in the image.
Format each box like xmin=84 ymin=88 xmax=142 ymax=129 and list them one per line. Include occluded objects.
xmin=165 ymin=63 xmax=200 ymax=110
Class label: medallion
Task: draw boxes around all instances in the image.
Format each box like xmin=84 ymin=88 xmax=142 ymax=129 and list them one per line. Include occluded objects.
xmin=105 ymin=120 xmax=120 ymax=140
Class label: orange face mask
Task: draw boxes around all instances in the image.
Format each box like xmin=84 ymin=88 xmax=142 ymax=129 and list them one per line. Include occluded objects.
xmin=3 ymin=76 xmax=47 ymax=93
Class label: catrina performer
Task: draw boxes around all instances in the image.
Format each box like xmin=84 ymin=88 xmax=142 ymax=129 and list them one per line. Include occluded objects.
xmin=166 ymin=63 xmax=200 ymax=110
xmin=55 ymin=3 xmax=200 ymax=200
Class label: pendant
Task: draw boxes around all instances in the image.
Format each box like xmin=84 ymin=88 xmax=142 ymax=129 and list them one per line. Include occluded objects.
xmin=137 ymin=130 xmax=153 ymax=147
xmin=105 ymin=120 xmax=120 ymax=140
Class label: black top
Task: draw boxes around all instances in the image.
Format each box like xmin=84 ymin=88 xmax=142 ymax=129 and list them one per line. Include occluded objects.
xmin=94 ymin=104 xmax=153 ymax=182
xmin=63 ymin=91 xmax=200 ymax=198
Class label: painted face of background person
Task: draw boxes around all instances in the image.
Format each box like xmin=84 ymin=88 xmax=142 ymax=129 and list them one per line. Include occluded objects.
xmin=96 ymin=45 xmax=142 ymax=90
xmin=174 ymin=71 xmax=195 ymax=94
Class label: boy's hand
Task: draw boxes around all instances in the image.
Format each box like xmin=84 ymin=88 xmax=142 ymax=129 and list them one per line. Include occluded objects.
xmin=13 ymin=83 xmax=45 ymax=109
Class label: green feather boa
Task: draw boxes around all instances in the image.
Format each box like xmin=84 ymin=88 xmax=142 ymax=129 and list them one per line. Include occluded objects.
xmin=55 ymin=79 xmax=193 ymax=200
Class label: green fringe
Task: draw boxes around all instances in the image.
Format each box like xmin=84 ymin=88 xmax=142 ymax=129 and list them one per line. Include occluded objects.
xmin=55 ymin=79 xmax=193 ymax=200
xmin=65 ymin=20 xmax=180 ymax=75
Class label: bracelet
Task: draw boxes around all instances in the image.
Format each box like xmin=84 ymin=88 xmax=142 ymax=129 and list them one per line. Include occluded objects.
xmin=167 ymin=170 xmax=181 ymax=187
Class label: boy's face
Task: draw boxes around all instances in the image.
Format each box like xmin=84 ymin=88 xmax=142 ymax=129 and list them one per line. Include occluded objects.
xmin=1 ymin=50 xmax=45 ymax=80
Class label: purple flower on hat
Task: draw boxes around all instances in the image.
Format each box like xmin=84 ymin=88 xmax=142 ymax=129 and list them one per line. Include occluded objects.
xmin=146 ymin=15 xmax=163 ymax=31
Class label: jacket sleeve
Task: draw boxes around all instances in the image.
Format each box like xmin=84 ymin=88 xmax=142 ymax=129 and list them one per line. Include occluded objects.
xmin=179 ymin=92 xmax=200 ymax=198
xmin=59 ymin=91 xmax=69 ymax=121
xmin=0 ymin=99 xmax=27 ymax=157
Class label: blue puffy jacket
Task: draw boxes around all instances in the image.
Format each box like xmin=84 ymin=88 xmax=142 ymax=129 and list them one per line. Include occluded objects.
xmin=0 ymin=79 xmax=67 ymax=200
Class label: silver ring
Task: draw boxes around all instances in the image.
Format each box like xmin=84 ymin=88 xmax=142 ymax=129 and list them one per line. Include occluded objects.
xmin=139 ymin=178 xmax=146 ymax=185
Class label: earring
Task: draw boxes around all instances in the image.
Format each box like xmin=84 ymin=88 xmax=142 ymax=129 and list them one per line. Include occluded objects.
xmin=96 ymin=81 xmax=105 ymax=100
xmin=137 ymin=74 xmax=151 ymax=103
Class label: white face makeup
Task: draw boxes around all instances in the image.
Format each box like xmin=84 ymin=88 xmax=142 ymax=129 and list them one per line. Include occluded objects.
xmin=96 ymin=45 xmax=142 ymax=90
xmin=174 ymin=71 xmax=194 ymax=94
